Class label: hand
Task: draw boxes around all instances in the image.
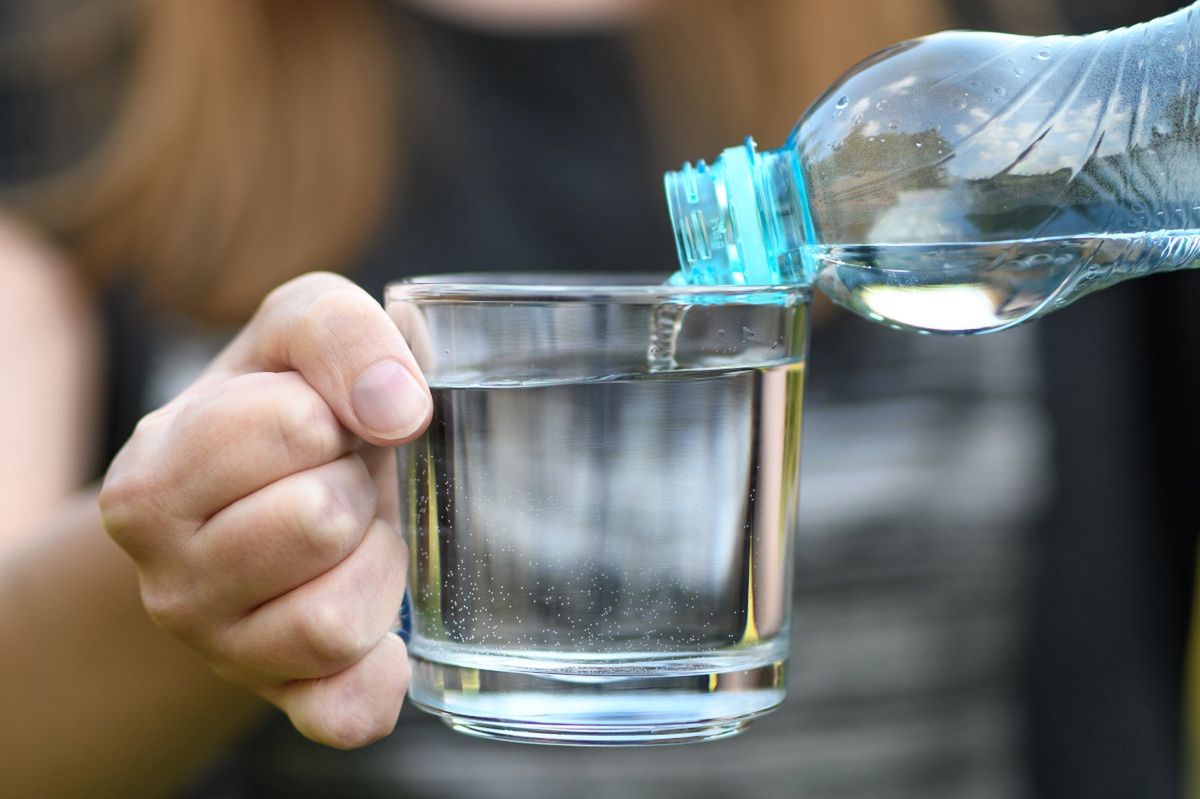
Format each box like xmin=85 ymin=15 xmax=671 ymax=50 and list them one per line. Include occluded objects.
xmin=99 ymin=272 xmax=432 ymax=748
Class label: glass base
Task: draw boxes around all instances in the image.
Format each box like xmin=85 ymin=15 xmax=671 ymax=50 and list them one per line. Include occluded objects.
xmin=440 ymin=715 xmax=752 ymax=746
xmin=408 ymin=652 xmax=786 ymax=747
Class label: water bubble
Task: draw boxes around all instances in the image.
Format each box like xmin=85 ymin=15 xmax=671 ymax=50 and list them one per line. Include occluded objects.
xmin=834 ymin=95 xmax=849 ymax=109
xmin=887 ymin=118 xmax=899 ymax=129
xmin=1036 ymin=50 xmax=1051 ymax=60
xmin=915 ymin=141 xmax=923 ymax=148
xmin=993 ymin=86 xmax=1007 ymax=97
xmin=1013 ymin=66 xmax=1025 ymax=76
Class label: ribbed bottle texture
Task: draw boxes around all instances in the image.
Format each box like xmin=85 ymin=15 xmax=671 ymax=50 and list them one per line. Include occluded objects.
xmin=667 ymin=3 xmax=1200 ymax=333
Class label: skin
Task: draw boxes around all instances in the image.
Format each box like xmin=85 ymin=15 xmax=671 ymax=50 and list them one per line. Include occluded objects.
xmin=404 ymin=0 xmax=656 ymax=31
xmin=99 ymin=272 xmax=433 ymax=745
xmin=0 ymin=1 xmax=658 ymax=795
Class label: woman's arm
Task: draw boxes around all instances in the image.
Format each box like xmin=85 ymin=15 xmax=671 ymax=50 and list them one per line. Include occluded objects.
xmin=0 ymin=219 xmax=266 ymax=798
xmin=0 ymin=215 xmax=99 ymax=543
xmin=0 ymin=495 xmax=267 ymax=798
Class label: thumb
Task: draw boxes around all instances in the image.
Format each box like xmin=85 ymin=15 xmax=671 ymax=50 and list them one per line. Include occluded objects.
xmin=206 ymin=272 xmax=433 ymax=446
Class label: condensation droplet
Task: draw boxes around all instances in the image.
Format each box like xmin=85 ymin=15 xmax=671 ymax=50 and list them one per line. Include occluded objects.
xmin=953 ymin=97 xmax=968 ymax=110
xmin=915 ymin=141 xmax=923 ymax=148
xmin=835 ymin=95 xmax=849 ymax=109
xmin=888 ymin=118 xmax=899 ymax=129
xmin=1013 ymin=66 xmax=1025 ymax=76
xmin=851 ymin=113 xmax=864 ymax=125
xmin=875 ymin=99 xmax=888 ymax=111
xmin=993 ymin=86 xmax=1007 ymax=97
xmin=1036 ymin=50 xmax=1051 ymax=60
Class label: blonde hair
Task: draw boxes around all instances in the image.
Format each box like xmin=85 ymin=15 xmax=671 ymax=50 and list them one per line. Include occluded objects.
xmin=14 ymin=0 xmax=950 ymax=323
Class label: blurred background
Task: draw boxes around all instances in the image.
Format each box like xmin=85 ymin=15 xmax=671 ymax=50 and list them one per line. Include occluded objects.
xmin=1 ymin=0 xmax=1198 ymax=797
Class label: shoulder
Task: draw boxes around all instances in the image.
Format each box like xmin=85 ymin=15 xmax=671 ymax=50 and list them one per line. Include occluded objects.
xmin=0 ymin=211 xmax=103 ymax=419
xmin=0 ymin=212 xmax=98 ymax=338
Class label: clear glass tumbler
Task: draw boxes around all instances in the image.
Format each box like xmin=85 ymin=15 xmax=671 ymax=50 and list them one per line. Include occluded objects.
xmin=386 ymin=274 xmax=809 ymax=746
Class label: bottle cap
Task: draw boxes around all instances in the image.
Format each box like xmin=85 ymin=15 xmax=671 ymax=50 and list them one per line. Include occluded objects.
xmin=664 ymin=138 xmax=775 ymax=285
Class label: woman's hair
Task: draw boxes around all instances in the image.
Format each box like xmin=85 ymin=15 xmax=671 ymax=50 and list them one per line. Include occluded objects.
xmin=6 ymin=0 xmax=950 ymax=323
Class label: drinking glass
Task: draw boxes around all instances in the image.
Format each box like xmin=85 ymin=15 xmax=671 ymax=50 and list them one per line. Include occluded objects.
xmin=386 ymin=274 xmax=809 ymax=746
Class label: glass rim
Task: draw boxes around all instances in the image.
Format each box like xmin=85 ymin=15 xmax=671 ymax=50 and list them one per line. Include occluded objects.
xmin=385 ymin=272 xmax=810 ymax=303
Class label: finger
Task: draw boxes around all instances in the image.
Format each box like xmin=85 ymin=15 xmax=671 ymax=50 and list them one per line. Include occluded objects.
xmin=362 ymin=445 xmax=400 ymax=531
xmin=215 ymin=517 xmax=407 ymax=682
xmin=158 ymin=371 xmax=359 ymax=524
xmin=266 ymin=633 xmax=411 ymax=749
xmin=189 ymin=454 xmax=378 ymax=615
xmin=386 ymin=299 xmax=436 ymax=374
xmin=210 ymin=272 xmax=432 ymax=446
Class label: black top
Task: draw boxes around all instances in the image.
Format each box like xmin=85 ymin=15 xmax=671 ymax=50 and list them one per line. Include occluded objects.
xmin=353 ymin=5 xmax=674 ymax=300
xmin=0 ymin=2 xmax=1195 ymax=797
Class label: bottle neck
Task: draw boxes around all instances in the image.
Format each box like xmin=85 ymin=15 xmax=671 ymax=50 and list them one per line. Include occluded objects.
xmin=664 ymin=138 xmax=813 ymax=286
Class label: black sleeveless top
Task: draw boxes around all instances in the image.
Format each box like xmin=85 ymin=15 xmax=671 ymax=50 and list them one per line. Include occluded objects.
xmin=0 ymin=3 xmax=1191 ymax=797
xmin=179 ymin=9 xmax=1048 ymax=798
xmin=98 ymin=5 xmax=673 ymax=470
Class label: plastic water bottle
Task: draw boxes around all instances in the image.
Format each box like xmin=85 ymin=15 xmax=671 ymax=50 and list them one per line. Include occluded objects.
xmin=664 ymin=3 xmax=1200 ymax=334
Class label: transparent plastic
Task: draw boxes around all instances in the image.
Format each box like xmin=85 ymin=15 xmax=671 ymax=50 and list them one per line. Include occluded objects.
xmin=387 ymin=274 xmax=809 ymax=745
xmin=666 ymin=3 xmax=1200 ymax=333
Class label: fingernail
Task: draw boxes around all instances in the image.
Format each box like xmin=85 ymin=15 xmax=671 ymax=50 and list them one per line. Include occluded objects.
xmin=352 ymin=361 xmax=430 ymax=440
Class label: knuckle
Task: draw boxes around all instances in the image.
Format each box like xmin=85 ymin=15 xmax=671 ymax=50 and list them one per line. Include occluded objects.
xmin=261 ymin=272 xmax=344 ymax=318
xmin=394 ymin=645 xmax=412 ymax=694
xmin=99 ymin=412 xmax=175 ymax=538
xmin=373 ymin=518 xmax=408 ymax=586
xmin=325 ymin=710 xmax=394 ymax=750
xmin=303 ymin=284 xmax=366 ymax=325
xmin=297 ymin=599 xmax=371 ymax=666
xmin=167 ymin=384 xmax=246 ymax=453
xmin=292 ymin=285 xmax=376 ymax=354
xmin=99 ymin=466 xmax=157 ymax=548
xmin=271 ymin=385 xmax=344 ymax=463
xmin=132 ymin=405 xmax=173 ymax=439
xmin=140 ymin=579 xmax=199 ymax=638
xmin=289 ymin=477 xmax=361 ymax=566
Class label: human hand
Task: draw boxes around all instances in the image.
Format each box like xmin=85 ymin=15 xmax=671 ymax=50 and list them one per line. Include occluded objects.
xmin=100 ymin=272 xmax=431 ymax=748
